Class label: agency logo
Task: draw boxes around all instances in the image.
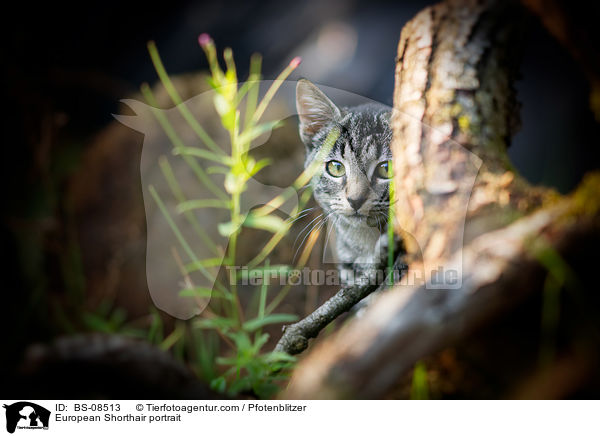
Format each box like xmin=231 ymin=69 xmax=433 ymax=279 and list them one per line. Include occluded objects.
xmin=3 ymin=402 xmax=50 ymax=434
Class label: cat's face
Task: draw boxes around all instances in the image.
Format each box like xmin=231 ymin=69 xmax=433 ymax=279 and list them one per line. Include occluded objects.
xmin=296 ymin=79 xmax=392 ymax=230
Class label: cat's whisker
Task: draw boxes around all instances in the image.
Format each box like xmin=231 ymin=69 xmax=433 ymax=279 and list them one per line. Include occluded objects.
xmin=287 ymin=207 xmax=315 ymax=222
xmin=289 ymin=214 xmax=310 ymax=225
xmin=287 ymin=209 xmax=315 ymax=226
xmin=296 ymin=207 xmax=315 ymax=216
xmin=322 ymin=215 xmax=337 ymax=260
xmin=293 ymin=216 xmax=325 ymax=263
xmin=374 ymin=213 xmax=382 ymax=232
xmin=293 ymin=211 xmax=335 ymax=263
xmin=293 ymin=213 xmax=323 ymax=250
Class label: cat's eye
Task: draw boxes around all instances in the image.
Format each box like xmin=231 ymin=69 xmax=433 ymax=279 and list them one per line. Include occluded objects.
xmin=375 ymin=160 xmax=392 ymax=179
xmin=326 ymin=160 xmax=346 ymax=177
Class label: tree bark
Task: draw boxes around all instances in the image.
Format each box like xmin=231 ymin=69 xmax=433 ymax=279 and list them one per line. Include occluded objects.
xmin=280 ymin=0 xmax=600 ymax=399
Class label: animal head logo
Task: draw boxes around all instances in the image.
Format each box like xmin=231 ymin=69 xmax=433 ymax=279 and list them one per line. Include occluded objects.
xmin=116 ymin=80 xmax=481 ymax=319
xmin=3 ymin=402 xmax=50 ymax=434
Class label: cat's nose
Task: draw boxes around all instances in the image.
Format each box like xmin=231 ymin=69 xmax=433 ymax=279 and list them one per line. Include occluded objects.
xmin=347 ymin=195 xmax=367 ymax=212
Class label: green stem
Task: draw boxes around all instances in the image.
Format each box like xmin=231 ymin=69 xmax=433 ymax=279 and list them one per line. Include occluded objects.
xmin=147 ymin=41 xmax=224 ymax=155
xmin=141 ymin=84 xmax=229 ymax=202
xmin=387 ymin=175 xmax=395 ymax=286
xmin=252 ymin=57 xmax=301 ymax=124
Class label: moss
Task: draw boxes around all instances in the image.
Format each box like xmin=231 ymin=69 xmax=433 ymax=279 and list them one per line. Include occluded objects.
xmin=450 ymin=102 xmax=463 ymax=117
xmin=458 ymin=115 xmax=471 ymax=132
xmin=569 ymin=171 xmax=600 ymax=219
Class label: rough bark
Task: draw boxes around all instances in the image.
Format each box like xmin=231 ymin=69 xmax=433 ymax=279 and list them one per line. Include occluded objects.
xmin=280 ymin=0 xmax=600 ymax=399
xmin=392 ymin=0 xmax=548 ymax=269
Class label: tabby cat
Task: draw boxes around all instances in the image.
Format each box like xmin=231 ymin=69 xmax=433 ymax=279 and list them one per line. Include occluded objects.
xmin=296 ymin=79 xmax=396 ymax=286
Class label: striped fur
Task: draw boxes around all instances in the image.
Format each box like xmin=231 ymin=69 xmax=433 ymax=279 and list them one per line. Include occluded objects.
xmin=296 ymin=80 xmax=393 ymax=278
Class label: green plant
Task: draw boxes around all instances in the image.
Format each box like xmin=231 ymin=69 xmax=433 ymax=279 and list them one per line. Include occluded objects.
xmin=410 ymin=361 xmax=430 ymax=400
xmin=530 ymin=237 xmax=580 ymax=367
xmin=132 ymin=35 xmax=340 ymax=398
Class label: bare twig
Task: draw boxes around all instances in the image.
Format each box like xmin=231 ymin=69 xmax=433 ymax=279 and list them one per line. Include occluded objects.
xmin=274 ymin=281 xmax=381 ymax=355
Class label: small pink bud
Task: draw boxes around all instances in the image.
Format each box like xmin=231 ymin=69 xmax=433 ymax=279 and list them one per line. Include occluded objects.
xmin=289 ymin=56 xmax=302 ymax=68
xmin=198 ymin=33 xmax=212 ymax=47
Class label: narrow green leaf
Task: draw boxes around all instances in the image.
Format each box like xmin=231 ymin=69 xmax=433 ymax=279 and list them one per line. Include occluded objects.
xmin=210 ymin=376 xmax=227 ymax=394
xmin=159 ymin=324 xmax=184 ymax=351
xmin=244 ymin=54 xmax=262 ymax=129
xmin=264 ymin=351 xmax=297 ymax=363
xmin=206 ymin=165 xmax=230 ymax=175
xmin=185 ymin=257 xmax=224 ymax=272
xmin=238 ymin=120 xmax=282 ymax=146
xmin=253 ymin=333 xmax=270 ymax=352
xmin=179 ymin=286 xmax=233 ymax=301
xmin=244 ymin=213 xmax=288 ymax=234
xmin=173 ymin=146 xmax=233 ymax=165
xmin=194 ymin=317 xmax=237 ymax=330
xmin=216 ymin=356 xmax=237 ymax=366
xmin=410 ymin=361 xmax=430 ymax=400
xmin=159 ymin=156 xmax=219 ymax=255
xmin=253 ymin=56 xmax=301 ymax=123
xmin=141 ymin=84 xmax=228 ymax=202
xmin=218 ymin=221 xmax=238 ymax=238
xmin=247 ymin=158 xmax=272 ymax=177
xmin=179 ymin=287 xmax=214 ymax=298
xmin=237 ymin=264 xmax=291 ymax=279
xmin=147 ymin=41 xmax=223 ymax=155
xmin=177 ymin=198 xmax=231 ymax=212
xmin=242 ymin=313 xmax=298 ymax=332
xmin=226 ymin=331 xmax=252 ymax=350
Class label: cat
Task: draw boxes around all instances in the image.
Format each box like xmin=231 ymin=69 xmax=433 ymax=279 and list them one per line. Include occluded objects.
xmin=296 ymin=79 xmax=399 ymax=287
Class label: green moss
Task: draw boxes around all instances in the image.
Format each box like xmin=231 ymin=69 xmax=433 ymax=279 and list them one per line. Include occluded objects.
xmin=569 ymin=171 xmax=600 ymax=218
xmin=534 ymin=171 xmax=600 ymax=233
xmin=457 ymin=115 xmax=470 ymax=132
xmin=450 ymin=102 xmax=463 ymax=117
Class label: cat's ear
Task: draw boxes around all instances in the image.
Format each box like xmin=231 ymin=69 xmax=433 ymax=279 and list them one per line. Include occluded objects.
xmin=296 ymin=79 xmax=341 ymax=145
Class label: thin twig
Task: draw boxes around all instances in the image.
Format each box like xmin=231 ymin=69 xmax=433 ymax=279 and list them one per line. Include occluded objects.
xmin=275 ymin=237 xmax=404 ymax=355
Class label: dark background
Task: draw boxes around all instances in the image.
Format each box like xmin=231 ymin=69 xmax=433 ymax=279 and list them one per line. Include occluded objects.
xmin=2 ymin=0 xmax=599 ymax=393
